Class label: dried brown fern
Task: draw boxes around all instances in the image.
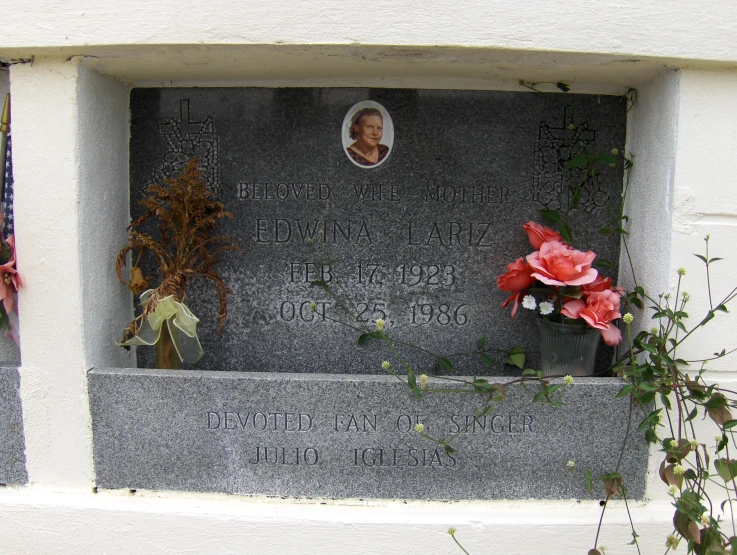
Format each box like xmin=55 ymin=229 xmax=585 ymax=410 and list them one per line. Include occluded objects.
xmin=117 ymin=158 xmax=239 ymax=344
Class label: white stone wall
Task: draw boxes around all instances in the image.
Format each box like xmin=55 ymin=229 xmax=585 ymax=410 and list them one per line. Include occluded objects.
xmin=1 ymin=2 xmax=737 ymax=553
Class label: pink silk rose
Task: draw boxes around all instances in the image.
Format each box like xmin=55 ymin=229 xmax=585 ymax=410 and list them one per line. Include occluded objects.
xmin=0 ymin=236 xmax=22 ymax=316
xmin=497 ymin=257 xmax=535 ymax=318
xmin=560 ymin=291 xmax=622 ymax=346
xmin=581 ymin=275 xmax=612 ymax=296
xmin=526 ymin=241 xmax=598 ymax=287
xmin=522 ymin=221 xmax=564 ymax=249
xmin=497 ymin=257 xmax=535 ymax=292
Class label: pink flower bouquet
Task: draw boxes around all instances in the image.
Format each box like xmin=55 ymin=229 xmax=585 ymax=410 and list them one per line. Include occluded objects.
xmin=497 ymin=221 xmax=623 ymax=346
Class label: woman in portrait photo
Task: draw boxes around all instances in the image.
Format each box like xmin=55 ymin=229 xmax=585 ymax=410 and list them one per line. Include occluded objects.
xmin=346 ymin=107 xmax=390 ymax=167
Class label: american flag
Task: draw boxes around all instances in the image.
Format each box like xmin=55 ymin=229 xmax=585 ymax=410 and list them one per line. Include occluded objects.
xmin=2 ymin=132 xmax=13 ymax=238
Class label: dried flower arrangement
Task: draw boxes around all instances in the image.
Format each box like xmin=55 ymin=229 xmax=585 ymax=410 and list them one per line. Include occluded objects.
xmin=116 ymin=158 xmax=239 ymax=366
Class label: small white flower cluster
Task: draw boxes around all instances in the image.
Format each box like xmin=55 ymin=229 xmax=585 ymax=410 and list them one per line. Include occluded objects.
xmin=522 ymin=295 xmax=554 ymax=316
xmin=665 ymin=534 xmax=680 ymax=549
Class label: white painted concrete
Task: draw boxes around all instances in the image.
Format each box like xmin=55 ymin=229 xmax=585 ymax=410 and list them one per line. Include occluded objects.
xmin=1 ymin=0 xmax=737 ymax=65
xmin=0 ymin=489 xmax=678 ymax=554
xmin=668 ymin=70 xmax=737 ymax=370
xmin=75 ymin=63 xmax=134 ymax=370
xmin=620 ymin=71 xmax=678 ymax=320
xmin=10 ymin=59 xmax=94 ymax=490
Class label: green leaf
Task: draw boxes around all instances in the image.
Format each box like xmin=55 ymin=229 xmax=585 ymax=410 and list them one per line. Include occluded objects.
xmin=715 ymin=304 xmax=729 ymax=313
xmin=566 ymin=153 xmax=590 ymax=169
xmin=705 ymin=394 xmax=728 ymax=409
xmin=560 ymin=223 xmax=573 ymax=244
xmin=694 ymin=254 xmax=708 ymax=263
xmin=639 ymin=391 xmax=656 ymax=405
xmin=556 ymin=82 xmax=570 ymax=93
xmin=522 ymin=369 xmax=537 ymax=377
xmin=715 ymin=458 xmax=737 ymax=482
xmin=545 ymin=384 xmax=563 ymax=395
xmin=599 ymin=227 xmax=611 ymax=234
xmin=357 ymin=332 xmax=381 ymax=345
xmin=479 ymin=353 xmax=493 ymax=366
xmin=685 ymin=407 xmax=698 ymax=422
xmin=572 ymin=187 xmax=582 ymax=208
xmin=538 ymin=209 xmax=561 ymax=223
xmin=718 ymin=434 xmax=728 ymax=452
xmin=616 ymin=385 xmax=633 ymax=398
xmin=407 ymin=371 xmax=417 ymax=389
xmin=594 ymin=153 xmax=617 ymax=165
xmin=585 ymin=469 xmax=593 ymax=492
xmin=595 ymin=259 xmax=613 ymax=269
xmin=560 ymin=286 xmax=583 ymax=299
xmin=437 ymin=357 xmax=454 ymax=371
xmin=723 ymin=419 xmax=737 ymax=430
xmin=472 ymin=379 xmax=495 ymax=391
xmin=443 ymin=443 xmax=457 ymax=455
xmin=477 ymin=337 xmax=487 ymax=350
xmin=709 ymin=257 xmax=724 ymax=263
xmin=506 ymin=347 xmax=526 ymax=369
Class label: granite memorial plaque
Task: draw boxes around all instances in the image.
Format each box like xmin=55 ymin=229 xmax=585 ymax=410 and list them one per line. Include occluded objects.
xmin=129 ymin=88 xmax=626 ymax=374
xmin=0 ymin=367 xmax=27 ymax=485
xmin=89 ymin=368 xmax=648 ymax=499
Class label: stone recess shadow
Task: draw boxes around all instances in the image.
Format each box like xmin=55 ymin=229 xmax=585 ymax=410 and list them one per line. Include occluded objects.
xmin=88 ymin=368 xmax=648 ymax=500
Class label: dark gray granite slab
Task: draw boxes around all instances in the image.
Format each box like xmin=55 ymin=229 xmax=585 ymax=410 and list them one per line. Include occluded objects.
xmin=0 ymin=367 xmax=27 ymax=484
xmin=89 ymin=368 xmax=647 ymax=500
xmin=129 ymin=88 xmax=626 ymax=375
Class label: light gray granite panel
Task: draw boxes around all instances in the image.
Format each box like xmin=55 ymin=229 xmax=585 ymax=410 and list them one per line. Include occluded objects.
xmin=89 ymin=368 xmax=648 ymax=500
xmin=0 ymin=367 xmax=27 ymax=484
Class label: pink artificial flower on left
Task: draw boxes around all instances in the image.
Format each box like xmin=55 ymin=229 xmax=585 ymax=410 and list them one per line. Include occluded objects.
xmin=0 ymin=235 xmax=22 ymax=315
xmin=497 ymin=257 xmax=535 ymax=318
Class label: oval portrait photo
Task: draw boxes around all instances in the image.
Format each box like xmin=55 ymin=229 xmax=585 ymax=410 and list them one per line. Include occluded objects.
xmin=342 ymin=101 xmax=394 ymax=169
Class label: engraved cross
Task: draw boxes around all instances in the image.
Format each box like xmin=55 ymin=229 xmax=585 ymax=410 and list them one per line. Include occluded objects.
xmin=158 ymin=100 xmax=204 ymax=139
xmin=538 ymin=105 xmax=596 ymax=144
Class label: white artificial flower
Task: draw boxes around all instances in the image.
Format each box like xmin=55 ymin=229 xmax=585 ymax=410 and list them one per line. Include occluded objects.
xmin=522 ymin=295 xmax=537 ymax=310
xmin=539 ymin=301 xmax=554 ymax=315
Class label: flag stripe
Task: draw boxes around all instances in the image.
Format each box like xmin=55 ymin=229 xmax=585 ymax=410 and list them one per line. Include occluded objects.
xmin=3 ymin=133 xmax=13 ymax=238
